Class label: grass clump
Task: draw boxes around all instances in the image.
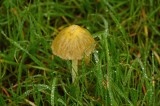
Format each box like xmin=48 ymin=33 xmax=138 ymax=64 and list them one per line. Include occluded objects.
xmin=0 ymin=0 xmax=160 ymax=106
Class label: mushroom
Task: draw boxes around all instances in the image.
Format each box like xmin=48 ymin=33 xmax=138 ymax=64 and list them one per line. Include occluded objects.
xmin=51 ymin=25 xmax=95 ymax=83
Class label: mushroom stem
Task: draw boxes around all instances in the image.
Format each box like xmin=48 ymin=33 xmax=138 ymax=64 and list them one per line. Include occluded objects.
xmin=72 ymin=59 xmax=78 ymax=83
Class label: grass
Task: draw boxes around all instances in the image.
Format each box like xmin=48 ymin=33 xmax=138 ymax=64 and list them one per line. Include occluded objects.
xmin=0 ymin=0 xmax=160 ymax=106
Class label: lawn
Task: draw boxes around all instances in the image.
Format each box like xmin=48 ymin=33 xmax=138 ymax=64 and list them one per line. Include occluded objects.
xmin=0 ymin=0 xmax=160 ymax=106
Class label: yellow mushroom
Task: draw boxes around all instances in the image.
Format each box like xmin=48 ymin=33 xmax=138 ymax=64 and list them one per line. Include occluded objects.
xmin=51 ymin=25 xmax=95 ymax=83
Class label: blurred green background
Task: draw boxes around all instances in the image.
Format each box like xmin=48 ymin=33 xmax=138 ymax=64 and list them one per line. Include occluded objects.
xmin=0 ymin=0 xmax=160 ymax=106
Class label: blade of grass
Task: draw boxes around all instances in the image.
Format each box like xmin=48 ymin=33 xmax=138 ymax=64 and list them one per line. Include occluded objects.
xmin=1 ymin=31 xmax=45 ymax=67
xmin=51 ymin=77 xmax=57 ymax=106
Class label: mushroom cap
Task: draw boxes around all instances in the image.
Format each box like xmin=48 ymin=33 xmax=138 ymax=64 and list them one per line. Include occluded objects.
xmin=51 ymin=25 xmax=95 ymax=60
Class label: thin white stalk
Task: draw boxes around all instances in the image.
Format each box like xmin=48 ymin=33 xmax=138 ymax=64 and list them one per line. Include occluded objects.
xmin=72 ymin=60 xmax=78 ymax=83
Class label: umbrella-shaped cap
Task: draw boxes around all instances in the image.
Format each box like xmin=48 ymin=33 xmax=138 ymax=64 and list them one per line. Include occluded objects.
xmin=51 ymin=25 xmax=95 ymax=60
